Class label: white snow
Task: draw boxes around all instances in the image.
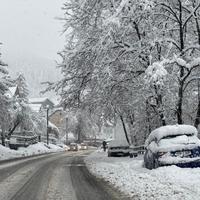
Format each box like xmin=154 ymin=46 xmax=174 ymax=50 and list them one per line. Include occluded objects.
xmin=29 ymin=103 xmax=42 ymax=112
xmin=145 ymin=61 xmax=168 ymax=86
xmin=158 ymin=135 xmax=200 ymax=151
xmin=174 ymin=56 xmax=200 ymax=70
xmin=145 ymin=124 xmax=197 ymax=146
xmin=85 ymin=151 xmax=200 ymax=200
xmin=147 ymin=134 xmax=200 ymax=154
xmin=104 ymin=0 xmax=129 ymax=26
xmin=29 ymin=97 xmax=48 ymax=103
xmin=0 ymin=142 xmax=66 ymax=161
xmin=5 ymin=86 xmax=18 ymax=98
xmin=48 ymin=121 xmax=59 ymax=132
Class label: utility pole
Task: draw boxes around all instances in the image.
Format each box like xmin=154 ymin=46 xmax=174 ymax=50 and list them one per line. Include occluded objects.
xmin=65 ymin=117 xmax=68 ymax=145
xmin=46 ymin=106 xmax=49 ymax=145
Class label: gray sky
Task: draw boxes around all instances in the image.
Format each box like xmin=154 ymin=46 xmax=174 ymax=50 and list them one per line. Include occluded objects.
xmin=0 ymin=0 xmax=66 ymax=63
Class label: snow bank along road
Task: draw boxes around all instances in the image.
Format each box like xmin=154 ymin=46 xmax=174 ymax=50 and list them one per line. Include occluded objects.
xmin=0 ymin=150 xmax=130 ymax=200
xmin=86 ymin=151 xmax=200 ymax=200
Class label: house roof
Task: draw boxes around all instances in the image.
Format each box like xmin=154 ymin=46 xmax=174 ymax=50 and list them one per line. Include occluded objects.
xmin=5 ymin=86 xmax=18 ymax=98
xmin=29 ymin=103 xmax=42 ymax=112
xmin=49 ymin=108 xmax=66 ymax=117
xmin=29 ymin=97 xmax=49 ymax=104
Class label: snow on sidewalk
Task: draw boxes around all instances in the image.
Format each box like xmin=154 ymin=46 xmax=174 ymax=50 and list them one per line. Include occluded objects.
xmin=85 ymin=151 xmax=200 ymax=200
xmin=0 ymin=142 xmax=66 ymax=161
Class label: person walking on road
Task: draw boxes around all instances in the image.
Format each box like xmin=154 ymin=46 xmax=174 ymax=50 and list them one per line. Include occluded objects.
xmin=102 ymin=141 xmax=107 ymax=152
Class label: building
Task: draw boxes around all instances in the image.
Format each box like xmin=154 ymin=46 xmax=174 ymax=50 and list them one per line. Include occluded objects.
xmin=29 ymin=97 xmax=54 ymax=112
xmin=49 ymin=108 xmax=67 ymax=138
xmin=5 ymin=86 xmax=20 ymax=98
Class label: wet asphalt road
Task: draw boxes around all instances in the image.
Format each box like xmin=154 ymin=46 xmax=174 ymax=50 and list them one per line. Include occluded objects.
xmin=0 ymin=151 xmax=130 ymax=200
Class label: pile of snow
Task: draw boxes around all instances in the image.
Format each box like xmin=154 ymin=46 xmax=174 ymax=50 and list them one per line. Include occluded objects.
xmin=0 ymin=142 xmax=65 ymax=161
xmin=145 ymin=124 xmax=197 ymax=146
xmin=47 ymin=143 xmax=63 ymax=151
xmin=85 ymin=151 xmax=200 ymax=200
xmin=0 ymin=145 xmax=21 ymax=160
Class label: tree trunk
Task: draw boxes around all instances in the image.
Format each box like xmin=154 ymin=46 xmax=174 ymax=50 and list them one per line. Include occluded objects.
xmin=176 ymin=1 xmax=184 ymax=124
xmin=119 ymin=115 xmax=130 ymax=145
xmin=194 ymin=80 xmax=200 ymax=128
xmin=8 ymin=119 xmax=21 ymax=138
xmin=1 ymin=132 xmax=5 ymax=146
xmin=194 ymin=100 xmax=200 ymax=128
xmin=157 ymin=94 xmax=166 ymax=126
xmin=177 ymin=83 xmax=184 ymax=124
xmin=145 ymin=100 xmax=151 ymax=135
xmin=154 ymin=86 xmax=167 ymax=126
xmin=179 ymin=0 xmax=184 ymax=51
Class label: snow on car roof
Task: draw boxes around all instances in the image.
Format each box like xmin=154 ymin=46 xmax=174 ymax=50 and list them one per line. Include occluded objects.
xmin=145 ymin=125 xmax=198 ymax=146
xmin=158 ymin=135 xmax=200 ymax=151
xmin=108 ymin=140 xmax=129 ymax=147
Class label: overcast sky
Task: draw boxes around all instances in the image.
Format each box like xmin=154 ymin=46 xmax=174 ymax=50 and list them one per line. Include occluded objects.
xmin=0 ymin=0 xmax=66 ymax=63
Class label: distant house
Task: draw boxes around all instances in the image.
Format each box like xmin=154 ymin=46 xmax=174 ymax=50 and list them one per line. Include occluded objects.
xmin=46 ymin=121 xmax=60 ymax=144
xmin=29 ymin=97 xmax=54 ymax=112
xmin=5 ymin=86 xmax=20 ymax=98
xmin=49 ymin=108 xmax=67 ymax=137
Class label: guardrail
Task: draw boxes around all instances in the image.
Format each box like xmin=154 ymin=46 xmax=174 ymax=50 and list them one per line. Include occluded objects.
xmin=129 ymin=145 xmax=145 ymax=157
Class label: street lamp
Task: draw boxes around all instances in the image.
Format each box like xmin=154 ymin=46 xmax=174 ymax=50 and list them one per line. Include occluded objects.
xmin=46 ymin=105 xmax=49 ymax=145
xmin=65 ymin=117 xmax=68 ymax=145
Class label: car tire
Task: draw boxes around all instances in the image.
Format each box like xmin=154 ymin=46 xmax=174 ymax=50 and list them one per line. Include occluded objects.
xmin=130 ymin=153 xmax=133 ymax=158
xmin=154 ymin=157 xmax=159 ymax=169
xmin=144 ymin=150 xmax=155 ymax=169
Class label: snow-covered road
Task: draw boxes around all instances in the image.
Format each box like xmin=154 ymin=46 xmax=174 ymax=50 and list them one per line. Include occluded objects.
xmin=0 ymin=150 xmax=129 ymax=200
xmin=85 ymin=151 xmax=200 ymax=200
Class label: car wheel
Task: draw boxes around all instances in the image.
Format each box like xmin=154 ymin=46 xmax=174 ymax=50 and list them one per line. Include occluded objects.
xmin=144 ymin=150 xmax=155 ymax=169
xmin=130 ymin=153 xmax=133 ymax=158
xmin=154 ymin=157 xmax=159 ymax=169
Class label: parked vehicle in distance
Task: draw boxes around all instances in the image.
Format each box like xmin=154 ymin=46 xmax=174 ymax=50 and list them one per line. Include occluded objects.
xmin=144 ymin=125 xmax=200 ymax=169
xmin=108 ymin=140 xmax=129 ymax=157
xmin=69 ymin=143 xmax=78 ymax=151
xmin=9 ymin=131 xmax=37 ymax=150
xmin=80 ymin=143 xmax=88 ymax=150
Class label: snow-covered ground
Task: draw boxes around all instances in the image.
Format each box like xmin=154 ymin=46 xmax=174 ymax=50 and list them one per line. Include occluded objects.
xmin=0 ymin=142 xmax=68 ymax=161
xmin=85 ymin=150 xmax=200 ymax=200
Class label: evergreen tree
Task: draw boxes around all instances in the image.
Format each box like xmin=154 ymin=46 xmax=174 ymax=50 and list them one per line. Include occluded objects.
xmin=0 ymin=45 xmax=13 ymax=145
xmin=16 ymin=73 xmax=29 ymax=103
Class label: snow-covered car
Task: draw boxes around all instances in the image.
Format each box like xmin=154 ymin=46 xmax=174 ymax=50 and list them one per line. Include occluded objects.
xmin=144 ymin=125 xmax=200 ymax=169
xmin=9 ymin=131 xmax=38 ymax=150
xmin=107 ymin=140 xmax=129 ymax=157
